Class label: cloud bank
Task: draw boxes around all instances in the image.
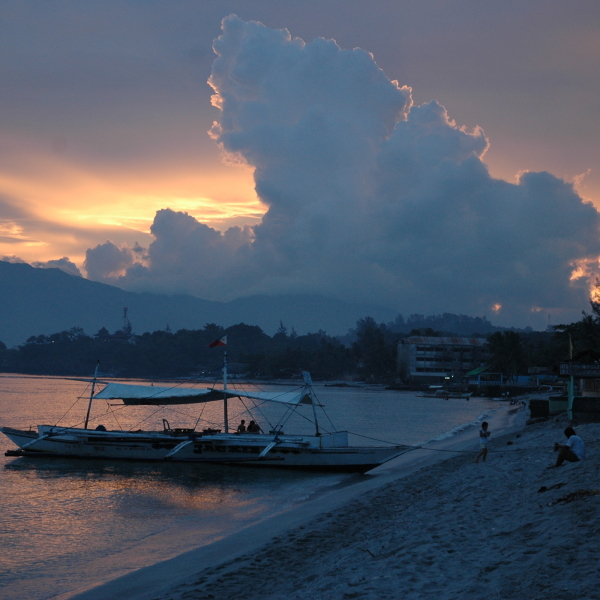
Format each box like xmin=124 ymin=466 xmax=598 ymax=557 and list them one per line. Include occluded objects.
xmin=83 ymin=15 xmax=600 ymax=328
xmin=2 ymin=254 xmax=82 ymax=277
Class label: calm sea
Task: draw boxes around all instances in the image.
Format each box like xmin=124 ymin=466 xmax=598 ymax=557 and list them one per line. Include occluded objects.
xmin=0 ymin=375 xmax=498 ymax=600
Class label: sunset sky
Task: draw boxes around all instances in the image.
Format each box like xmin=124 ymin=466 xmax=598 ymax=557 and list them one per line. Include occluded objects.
xmin=2 ymin=1 xmax=599 ymax=329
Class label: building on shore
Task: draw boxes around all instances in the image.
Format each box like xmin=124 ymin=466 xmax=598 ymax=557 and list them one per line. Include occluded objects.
xmin=397 ymin=336 xmax=490 ymax=385
xmin=465 ymin=365 xmax=504 ymax=388
xmin=528 ymin=362 xmax=600 ymax=422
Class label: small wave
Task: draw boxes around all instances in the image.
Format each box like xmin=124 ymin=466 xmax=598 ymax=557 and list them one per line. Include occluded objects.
xmin=426 ymin=408 xmax=501 ymax=443
xmin=427 ymin=420 xmax=479 ymax=442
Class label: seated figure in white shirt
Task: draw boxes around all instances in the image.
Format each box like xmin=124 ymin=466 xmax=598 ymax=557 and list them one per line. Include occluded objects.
xmin=550 ymin=426 xmax=585 ymax=468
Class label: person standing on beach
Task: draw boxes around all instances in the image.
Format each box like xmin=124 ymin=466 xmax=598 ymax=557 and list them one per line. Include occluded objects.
xmin=550 ymin=426 xmax=585 ymax=468
xmin=475 ymin=422 xmax=490 ymax=463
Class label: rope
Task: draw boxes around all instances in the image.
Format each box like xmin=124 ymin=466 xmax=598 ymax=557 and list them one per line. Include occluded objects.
xmin=349 ymin=431 xmax=407 ymax=446
xmin=104 ymin=400 xmax=123 ymax=430
xmin=286 ymin=403 xmax=334 ymax=433
xmin=238 ymin=397 xmax=275 ymax=432
xmin=193 ymin=403 xmax=207 ymax=431
xmin=310 ymin=387 xmax=337 ymax=432
xmin=54 ymin=382 xmax=92 ymax=427
xmin=245 ymin=398 xmax=279 ymax=432
xmin=348 ymin=431 xmax=532 ymax=454
xmin=127 ymin=405 xmax=169 ymax=431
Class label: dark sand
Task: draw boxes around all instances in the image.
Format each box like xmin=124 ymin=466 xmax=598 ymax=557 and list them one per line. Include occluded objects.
xmin=70 ymin=406 xmax=600 ymax=600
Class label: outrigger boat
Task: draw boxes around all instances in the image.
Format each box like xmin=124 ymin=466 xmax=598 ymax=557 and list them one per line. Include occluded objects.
xmin=1 ymin=362 xmax=409 ymax=473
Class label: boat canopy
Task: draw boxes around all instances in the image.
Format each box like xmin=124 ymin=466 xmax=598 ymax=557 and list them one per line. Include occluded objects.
xmin=93 ymin=383 xmax=314 ymax=406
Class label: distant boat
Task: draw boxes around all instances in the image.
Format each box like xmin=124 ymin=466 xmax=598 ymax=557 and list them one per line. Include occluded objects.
xmin=417 ymin=388 xmax=472 ymax=400
xmin=1 ymin=367 xmax=410 ymax=473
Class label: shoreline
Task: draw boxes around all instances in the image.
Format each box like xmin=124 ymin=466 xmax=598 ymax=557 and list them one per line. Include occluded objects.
xmin=65 ymin=405 xmax=535 ymax=600
xmin=154 ymin=410 xmax=598 ymax=600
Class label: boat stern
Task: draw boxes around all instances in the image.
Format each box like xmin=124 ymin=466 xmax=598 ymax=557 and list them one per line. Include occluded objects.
xmin=319 ymin=431 xmax=349 ymax=448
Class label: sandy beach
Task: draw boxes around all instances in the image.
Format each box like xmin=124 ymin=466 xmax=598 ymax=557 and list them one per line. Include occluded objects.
xmin=70 ymin=405 xmax=600 ymax=600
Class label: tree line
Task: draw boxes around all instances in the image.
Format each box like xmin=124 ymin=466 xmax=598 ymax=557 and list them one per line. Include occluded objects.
xmin=0 ymin=318 xmax=393 ymax=381
xmin=0 ymin=306 xmax=594 ymax=382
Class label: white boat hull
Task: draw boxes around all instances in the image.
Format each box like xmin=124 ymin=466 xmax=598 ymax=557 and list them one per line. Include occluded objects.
xmin=1 ymin=426 xmax=408 ymax=473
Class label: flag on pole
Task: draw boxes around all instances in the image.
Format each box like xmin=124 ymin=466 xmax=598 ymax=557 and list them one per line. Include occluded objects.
xmin=209 ymin=335 xmax=227 ymax=348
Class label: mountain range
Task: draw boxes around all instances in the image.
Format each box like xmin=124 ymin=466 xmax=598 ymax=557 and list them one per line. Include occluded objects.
xmin=0 ymin=261 xmax=397 ymax=348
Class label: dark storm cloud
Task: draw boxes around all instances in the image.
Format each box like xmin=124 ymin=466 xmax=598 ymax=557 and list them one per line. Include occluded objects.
xmin=2 ymin=1 xmax=598 ymax=192
xmin=83 ymin=209 xmax=253 ymax=294
xmin=84 ymin=241 xmax=141 ymax=281
xmin=84 ymin=15 xmax=600 ymax=327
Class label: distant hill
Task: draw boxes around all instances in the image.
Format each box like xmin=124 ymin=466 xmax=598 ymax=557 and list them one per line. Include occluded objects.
xmin=393 ymin=313 xmax=512 ymax=336
xmin=0 ymin=261 xmax=396 ymax=347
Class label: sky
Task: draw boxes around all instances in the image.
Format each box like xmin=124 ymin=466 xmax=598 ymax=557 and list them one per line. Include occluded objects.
xmin=1 ymin=0 xmax=599 ymax=329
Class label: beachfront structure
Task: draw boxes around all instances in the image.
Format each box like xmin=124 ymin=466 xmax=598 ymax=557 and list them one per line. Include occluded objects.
xmin=465 ymin=365 xmax=504 ymax=388
xmin=534 ymin=362 xmax=600 ymax=422
xmin=397 ymin=336 xmax=490 ymax=384
xmin=559 ymin=363 xmax=600 ymax=397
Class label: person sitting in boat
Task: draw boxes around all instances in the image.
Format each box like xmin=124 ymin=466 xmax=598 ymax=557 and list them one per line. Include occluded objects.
xmin=247 ymin=420 xmax=262 ymax=434
xmin=237 ymin=420 xmax=246 ymax=433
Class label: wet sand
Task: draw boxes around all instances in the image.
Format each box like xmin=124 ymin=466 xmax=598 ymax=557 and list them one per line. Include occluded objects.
xmin=70 ymin=405 xmax=600 ymax=600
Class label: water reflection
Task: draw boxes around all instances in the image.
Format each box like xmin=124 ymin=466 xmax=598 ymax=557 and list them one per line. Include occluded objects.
xmin=1 ymin=376 xmax=497 ymax=600
xmin=4 ymin=455 xmax=333 ymax=500
xmin=2 ymin=457 xmax=340 ymax=600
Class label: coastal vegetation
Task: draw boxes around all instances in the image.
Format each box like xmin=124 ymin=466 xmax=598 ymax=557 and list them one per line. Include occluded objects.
xmin=0 ymin=309 xmax=589 ymax=382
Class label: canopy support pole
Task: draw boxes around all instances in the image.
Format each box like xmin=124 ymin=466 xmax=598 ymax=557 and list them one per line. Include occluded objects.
xmin=311 ymin=393 xmax=320 ymax=437
xmin=223 ymin=351 xmax=229 ymax=433
xmin=302 ymin=373 xmax=320 ymax=437
xmin=84 ymin=361 xmax=100 ymax=430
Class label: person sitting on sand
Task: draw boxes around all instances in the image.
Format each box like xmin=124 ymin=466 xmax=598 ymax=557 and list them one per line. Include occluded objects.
xmin=475 ymin=421 xmax=490 ymax=463
xmin=549 ymin=426 xmax=585 ymax=468
xmin=237 ymin=420 xmax=246 ymax=433
xmin=247 ymin=420 xmax=261 ymax=433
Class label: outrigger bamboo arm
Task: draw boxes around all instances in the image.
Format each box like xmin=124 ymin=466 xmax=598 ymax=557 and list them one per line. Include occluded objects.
xmin=164 ymin=439 xmax=194 ymax=459
xmin=19 ymin=432 xmax=53 ymax=450
xmin=259 ymin=440 xmax=278 ymax=457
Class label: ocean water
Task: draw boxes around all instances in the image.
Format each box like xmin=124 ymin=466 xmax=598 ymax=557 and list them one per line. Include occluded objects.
xmin=0 ymin=375 xmax=498 ymax=600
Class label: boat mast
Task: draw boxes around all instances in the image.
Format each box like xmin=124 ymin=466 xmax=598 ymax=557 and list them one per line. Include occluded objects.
xmin=311 ymin=392 xmax=320 ymax=436
xmin=223 ymin=350 xmax=229 ymax=433
xmin=84 ymin=361 xmax=100 ymax=429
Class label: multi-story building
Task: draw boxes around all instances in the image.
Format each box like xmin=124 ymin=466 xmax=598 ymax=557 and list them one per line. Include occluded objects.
xmin=397 ymin=336 xmax=490 ymax=384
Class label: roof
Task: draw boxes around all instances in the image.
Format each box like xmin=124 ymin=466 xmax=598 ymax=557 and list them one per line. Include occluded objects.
xmin=465 ymin=365 xmax=489 ymax=377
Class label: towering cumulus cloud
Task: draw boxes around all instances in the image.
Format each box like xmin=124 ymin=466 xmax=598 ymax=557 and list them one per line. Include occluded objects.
xmin=85 ymin=15 xmax=600 ymax=327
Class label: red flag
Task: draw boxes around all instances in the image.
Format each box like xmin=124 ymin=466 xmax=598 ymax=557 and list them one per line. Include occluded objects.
xmin=209 ymin=335 xmax=227 ymax=348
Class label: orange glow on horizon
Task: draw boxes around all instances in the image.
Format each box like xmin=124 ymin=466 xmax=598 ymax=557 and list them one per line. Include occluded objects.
xmin=0 ymin=148 xmax=264 ymax=266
